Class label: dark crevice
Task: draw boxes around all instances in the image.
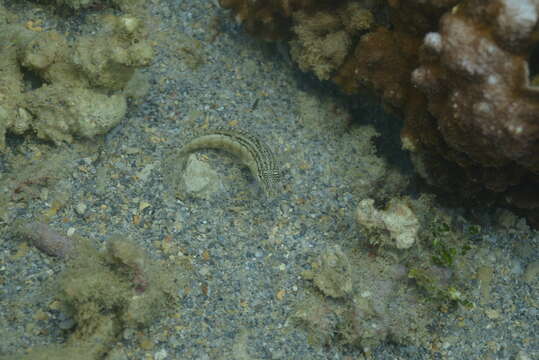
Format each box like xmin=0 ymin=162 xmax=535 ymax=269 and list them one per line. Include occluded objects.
xmin=528 ymin=41 xmax=539 ymax=86
xmin=21 ymin=66 xmax=45 ymax=92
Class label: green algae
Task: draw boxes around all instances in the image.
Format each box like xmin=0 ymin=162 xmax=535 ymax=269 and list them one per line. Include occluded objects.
xmin=5 ymin=234 xmax=179 ymax=360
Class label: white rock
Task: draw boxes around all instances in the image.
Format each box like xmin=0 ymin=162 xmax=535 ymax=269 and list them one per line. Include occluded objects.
xmin=181 ymin=154 xmax=222 ymax=199
xmin=356 ymin=198 xmax=419 ymax=249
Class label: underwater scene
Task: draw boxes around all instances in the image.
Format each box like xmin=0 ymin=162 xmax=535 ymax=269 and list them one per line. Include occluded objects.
xmin=0 ymin=0 xmax=537 ymax=359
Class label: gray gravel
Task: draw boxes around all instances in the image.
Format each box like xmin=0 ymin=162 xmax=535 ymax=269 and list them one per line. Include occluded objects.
xmin=0 ymin=0 xmax=538 ymax=359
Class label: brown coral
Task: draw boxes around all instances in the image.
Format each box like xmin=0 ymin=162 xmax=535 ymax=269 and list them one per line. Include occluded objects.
xmin=219 ymin=0 xmax=539 ymax=222
xmin=290 ymin=3 xmax=373 ymax=80
xmin=334 ymin=0 xmax=457 ymax=95
xmin=218 ymin=0 xmax=349 ymax=40
xmin=410 ymin=0 xmax=539 ymax=212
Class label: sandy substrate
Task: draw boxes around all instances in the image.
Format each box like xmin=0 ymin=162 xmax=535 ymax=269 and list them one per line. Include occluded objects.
xmin=0 ymin=0 xmax=537 ymax=359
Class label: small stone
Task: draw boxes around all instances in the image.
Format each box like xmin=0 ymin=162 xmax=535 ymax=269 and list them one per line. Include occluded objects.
xmin=154 ymin=349 xmax=168 ymax=360
xmin=485 ymin=308 xmax=500 ymax=320
xmin=139 ymin=337 xmax=154 ymax=350
xmin=40 ymin=188 xmax=49 ymax=201
xmin=123 ymin=328 xmax=135 ymax=340
xmin=496 ymin=209 xmax=518 ymax=229
xmin=75 ymin=202 xmax=87 ymax=215
xmin=59 ymin=318 xmax=76 ymax=330
xmin=121 ymin=16 xmax=140 ymax=33
xmin=311 ymin=245 xmax=352 ymax=298
xmin=515 ymin=350 xmax=531 ymax=360
xmin=139 ymin=201 xmax=151 ymax=212
xmin=182 ymin=154 xmax=222 ymax=199
xmin=523 ymin=261 xmax=539 ymax=284
xmin=48 ymin=300 xmax=61 ymax=310
xmin=199 ymin=265 xmax=211 ymax=276
xmin=34 ymin=310 xmax=49 ymax=321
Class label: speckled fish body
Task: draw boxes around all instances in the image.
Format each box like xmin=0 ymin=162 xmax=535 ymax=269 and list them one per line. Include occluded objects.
xmin=178 ymin=127 xmax=281 ymax=196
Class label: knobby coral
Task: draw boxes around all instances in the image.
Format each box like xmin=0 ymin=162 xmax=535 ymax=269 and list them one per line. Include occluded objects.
xmin=409 ymin=0 xmax=539 ymax=216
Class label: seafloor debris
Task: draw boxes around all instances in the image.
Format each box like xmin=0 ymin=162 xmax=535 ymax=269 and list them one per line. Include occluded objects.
xmin=15 ymin=221 xmax=76 ymax=258
xmin=10 ymin=222 xmax=178 ymax=360
xmin=356 ymin=197 xmax=419 ymax=249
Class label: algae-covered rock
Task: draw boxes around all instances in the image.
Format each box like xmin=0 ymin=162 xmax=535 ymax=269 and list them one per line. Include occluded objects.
xmin=356 ymin=197 xmax=419 ymax=249
xmin=0 ymin=25 xmax=27 ymax=149
xmin=304 ymin=245 xmax=353 ymax=298
xmin=292 ymin=294 xmax=341 ymax=346
xmin=24 ymin=85 xmax=127 ymax=144
xmin=0 ymin=7 xmax=152 ymax=150
xmin=8 ymin=230 xmax=179 ymax=360
xmin=294 ymin=246 xmax=433 ymax=351
xmin=72 ymin=15 xmax=153 ymax=90
xmin=296 ymin=195 xmax=479 ymax=352
xmin=55 ymin=235 xmax=177 ymax=357
xmin=20 ymin=31 xmax=70 ymax=72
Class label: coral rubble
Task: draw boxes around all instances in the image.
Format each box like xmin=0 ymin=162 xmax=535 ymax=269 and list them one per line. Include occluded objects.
xmin=294 ymin=244 xmax=435 ymax=351
xmin=16 ymin=221 xmax=77 ymax=258
xmin=294 ymin=196 xmax=477 ymax=351
xmin=356 ymin=197 xmax=419 ymax=249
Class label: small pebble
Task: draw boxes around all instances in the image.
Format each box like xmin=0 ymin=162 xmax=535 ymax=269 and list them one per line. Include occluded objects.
xmin=154 ymin=349 xmax=168 ymax=360
xmin=59 ymin=318 xmax=76 ymax=330
xmin=75 ymin=202 xmax=87 ymax=215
